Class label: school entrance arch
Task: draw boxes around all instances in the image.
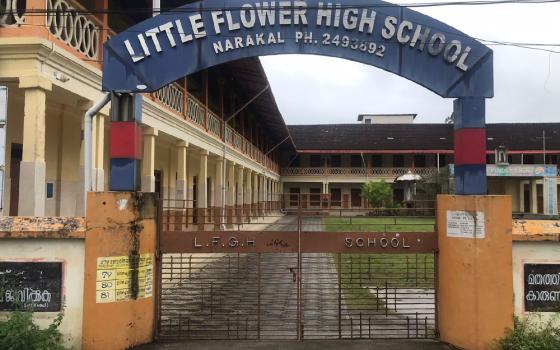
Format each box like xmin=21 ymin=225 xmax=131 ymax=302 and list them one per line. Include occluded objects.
xmin=100 ymin=0 xmax=501 ymax=344
xmin=103 ymin=0 xmax=494 ymax=195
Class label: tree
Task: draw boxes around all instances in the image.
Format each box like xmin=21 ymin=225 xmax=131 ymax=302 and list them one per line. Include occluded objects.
xmin=361 ymin=181 xmax=392 ymax=208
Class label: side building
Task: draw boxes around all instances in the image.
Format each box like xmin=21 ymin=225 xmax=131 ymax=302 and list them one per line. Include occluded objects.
xmin=280 ymin=122 xmax=560 ymax=216
xmin=0 ymin=0 xmax=291 ymax=224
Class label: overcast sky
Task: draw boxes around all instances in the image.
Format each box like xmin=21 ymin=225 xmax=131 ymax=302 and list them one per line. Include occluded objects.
xmin=260 ymin=1 xmax=560 ymax=125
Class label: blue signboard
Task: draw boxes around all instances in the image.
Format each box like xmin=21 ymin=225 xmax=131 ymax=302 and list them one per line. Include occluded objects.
xmin=102 ymin=0 xmax=493 ymax=97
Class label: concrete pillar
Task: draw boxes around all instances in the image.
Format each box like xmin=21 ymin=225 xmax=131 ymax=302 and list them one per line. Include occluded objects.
xmin=437 ymin=195 xmax=513 ymax=350
xmin=244 ymin=169 xmax=252 ymax=221
xmin=141 ymin=127 xmax=158 ymax=192
xmin=214 ymin=157 xmax=224 ymax=228
xmin=18 ymin=76 xmax=52 ymax=216
xmin=226 ymin=161 xmax=235 ymax=225
xmin=176 ymin=141 xmax=188 ymax=201
xmin=236 ymin=164 xmax=244 ymax=223
xmin=530 ymin=179 xmax=538 ymax=214
xmin=252 ymin=172 xmax=259 ymax=218
xmin=197 ymin=150 xmax=208 ymax=228
xmin=186 ymin=149 xmax=194 ymax=224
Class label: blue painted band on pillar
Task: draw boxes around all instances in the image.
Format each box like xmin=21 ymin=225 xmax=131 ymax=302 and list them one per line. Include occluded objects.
xmin=453 ymin=97 xmax=486 ymax=129
xmin=455 ymin=164 xmax=487 ymax=195
xmin=109 ymin=158 xmax=141 ymax=191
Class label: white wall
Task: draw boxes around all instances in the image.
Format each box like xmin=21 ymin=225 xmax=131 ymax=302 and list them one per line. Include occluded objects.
xmin=512 ymin=241 xmax=560 ymax=326
xmin=0 ymin=239 xmax=85 ymax=349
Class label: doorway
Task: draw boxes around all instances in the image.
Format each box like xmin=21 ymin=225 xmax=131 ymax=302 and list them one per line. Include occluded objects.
xmin=9 ymin=143 xmax=22 ymax=216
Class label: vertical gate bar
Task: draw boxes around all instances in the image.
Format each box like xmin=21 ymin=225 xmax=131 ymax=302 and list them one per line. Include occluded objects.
xmin=155 ymin=198 xmax=163 ymax=340
xmin=338 ymin=253 xmax=342 ymax=339
xmin=416 ymin=312 xmax=419 ymax=338
xmin=407 ymin=317 xmax=410 ymax=338
xmin=189 ymin=255 xmax=192 ymax=279
xmin=368 ymin=316 xmax=371 ymax=339
xmin=425 ymin=317 xmax=428 ymax=338
xmin=385 ymin=282 xmax=388 ymax=317
xmin=415 ymin=253 xmax=419 ymax=287
xmin=424 ymin=255 xmax=428 ymax=281
xmin=406 ymin=256 xmax=409 ymax=282
xmin=368 ymin=256 xmax=371 ymax=280
xmin=210 ymin=282 xmax=213 ymax=320
xmin=257 ymin=253 xmax=261 ymax=340
xmin=394 ymin=286 xmax=397 ymax=311
xmin=359 ymin=312 xmax=362 ymax=338
xmin=297 ymin=204 xmax=302 ymax=341
xmin=434 ymin=250 xmax=439 ymax=337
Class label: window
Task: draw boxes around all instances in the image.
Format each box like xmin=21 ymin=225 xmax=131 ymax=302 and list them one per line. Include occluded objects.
xmin=523 ymin=155 xmax=535 ymax=164
xmin=310 ymin=188 xmax=321 ymax=207
xmin=365 ymin=119 xmax=372 ymax=124
xmin=351 ymin=155 xmax=362 ymax=167
xmin=372 ymin=155 xmax=383 ymax=167
xmin=46 ymin=183 xmax=54 ymax=199
xmin=414 ymin=155 xmax=426 ymax=167
xmin=310 ymin=155 xmax=322 ymax=167
xmin=393 ymin=155 xmax=404 ymax=167
xmin=330 ymin=155 xmax=341 ymax=167
xmin=330 ymin=188 xmax=342 ymax=207
xmin=438 ymin=155 xmax=447 ymax=167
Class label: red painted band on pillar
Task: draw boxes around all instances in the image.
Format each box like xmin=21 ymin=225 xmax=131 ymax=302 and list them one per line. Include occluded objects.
xmin=454 ymin=128 xmax=486 ymax=165
xmin=110 ymin=121 xmax=143 ymax=159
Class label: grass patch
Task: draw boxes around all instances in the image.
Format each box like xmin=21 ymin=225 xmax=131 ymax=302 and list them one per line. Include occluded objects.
xmin=325 ymin=216 xmax=436 ymax=311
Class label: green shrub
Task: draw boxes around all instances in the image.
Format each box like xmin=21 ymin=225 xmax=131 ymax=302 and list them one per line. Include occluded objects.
xmin=494 ymin=316 xmax=560 ymax=350
xmin=361 ymin=180 xmax=392 ymax=208
xmin=0 ymin=311 xmax=67 ymax=350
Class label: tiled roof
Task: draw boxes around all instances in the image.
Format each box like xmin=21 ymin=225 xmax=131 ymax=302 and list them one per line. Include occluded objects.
xmin=287 ymin=123 xmax=560 ymax=151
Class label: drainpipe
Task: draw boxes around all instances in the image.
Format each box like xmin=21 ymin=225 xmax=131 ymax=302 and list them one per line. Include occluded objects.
xmin=0 ymin=86 xmax=7 ymax=216
xmin=84 ymin=93 xmax=111 ymax=211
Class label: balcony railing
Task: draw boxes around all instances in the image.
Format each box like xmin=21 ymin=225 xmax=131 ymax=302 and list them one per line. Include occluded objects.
xmin=1 ymin=0 xmax=104 ymax=62
xmin=46 ymin=0 xmax=101 ymax=60
xmin=281 ymin=167 xmax=439 ymax=178
xmin=0 ymin=0 xmax=25 ymax=26
xmin=151 ymin=83 xmax=279 ymax=175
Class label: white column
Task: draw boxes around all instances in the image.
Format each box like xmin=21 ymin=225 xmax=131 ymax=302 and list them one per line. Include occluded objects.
xmin=141 ymin=127 xmax=158 ymax=192
xmin=198 ymin=150 xmax=208 ymax=209
xmin=236 ymin=165 xmax=244 ymax=207
xmin=18 ymin=76 xmax=52 ymax=216
xmin=214 ymin=157 xmax=224 ymax=226
xmin=227 ymin=161 xmax=235 ymax=207
xmin=176 ymin=141 xmax=188 ymax=201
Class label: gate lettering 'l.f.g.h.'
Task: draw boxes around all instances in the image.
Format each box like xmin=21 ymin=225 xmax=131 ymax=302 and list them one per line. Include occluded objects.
xmin=102 ymin=0 xmax=494 ymax=195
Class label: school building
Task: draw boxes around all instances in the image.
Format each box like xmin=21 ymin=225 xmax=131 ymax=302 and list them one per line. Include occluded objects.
xmin=0 ymin=1 xmax=559 ymax=221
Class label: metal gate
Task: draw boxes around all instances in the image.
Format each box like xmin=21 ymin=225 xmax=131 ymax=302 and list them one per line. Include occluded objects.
xmin=156 ymin=200 xmax=438 ymax=341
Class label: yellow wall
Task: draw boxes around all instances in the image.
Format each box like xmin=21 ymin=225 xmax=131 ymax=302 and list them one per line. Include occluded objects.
xmin=437 ymin=195 xmax=514 ymax=350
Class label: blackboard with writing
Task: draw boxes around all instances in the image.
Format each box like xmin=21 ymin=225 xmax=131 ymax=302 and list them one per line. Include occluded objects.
xmin=524 ymin=264 xmax=560 ymax=312
xmin=0 ymin=262 xmax=63 ymax=312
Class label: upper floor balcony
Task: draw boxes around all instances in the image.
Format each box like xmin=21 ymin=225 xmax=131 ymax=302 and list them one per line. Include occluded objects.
xmin=0 ymin=0 xmax=280 ymax=175
xmin=151 ymin=83 xmax=280 ymax=174
xmin=280 ymin=167 xmax=440 ymax=181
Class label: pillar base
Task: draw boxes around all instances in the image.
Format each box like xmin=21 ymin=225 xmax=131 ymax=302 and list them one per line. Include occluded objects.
xmin=94 ymin=168 xmax=105 ymax=191
xmin=18 ymin=161 xmax=46 ymax=216
xmin=141 ymin=175 xmax=155 ymax=193
xmin=437 ymin=195 xmax=513 ymax=350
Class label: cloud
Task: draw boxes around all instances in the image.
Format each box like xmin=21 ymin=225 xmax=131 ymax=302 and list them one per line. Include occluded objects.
xmin=261 ymin=2 xmax=560 ymax=125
